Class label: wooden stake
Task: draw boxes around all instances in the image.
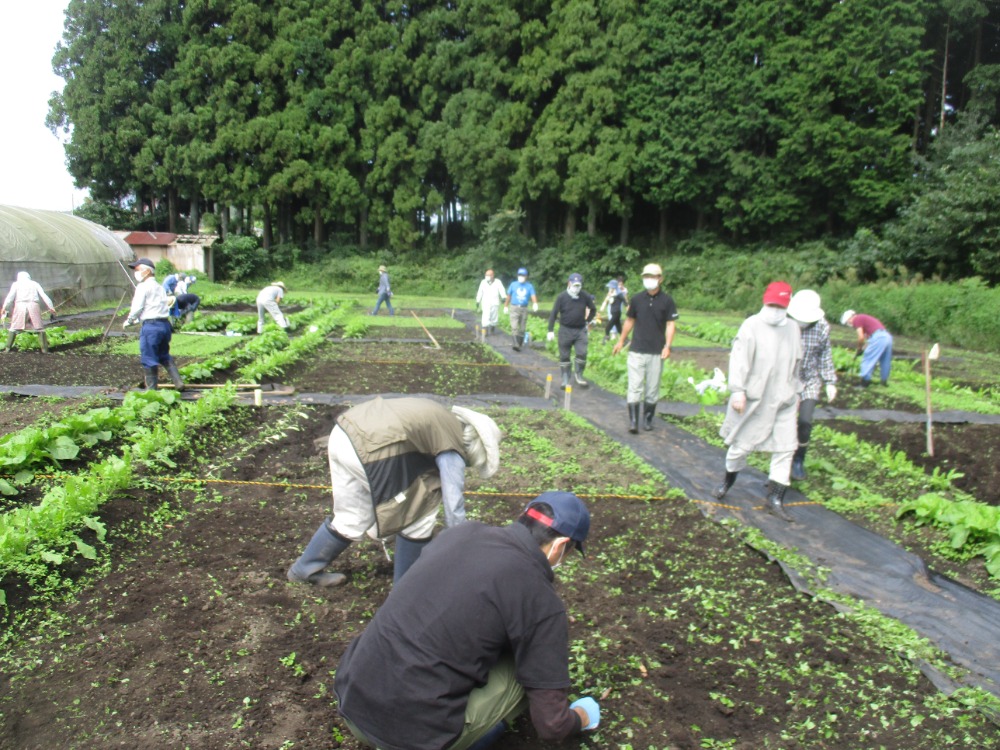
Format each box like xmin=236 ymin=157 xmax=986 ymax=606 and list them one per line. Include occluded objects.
xmin=925 ymin=343 xmax=940 ymax=457
xmin=544 ymin=373 xmax=553 ymax=399
xmin=101 ymin=288 xmax=131 ymax=344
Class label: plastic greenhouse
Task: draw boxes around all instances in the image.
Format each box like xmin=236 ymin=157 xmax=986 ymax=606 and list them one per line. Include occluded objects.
xmin=0 ymin=206 xmax=133 ymax=306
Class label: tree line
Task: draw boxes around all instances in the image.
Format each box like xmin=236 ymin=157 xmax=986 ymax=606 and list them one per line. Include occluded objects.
xmin=47 ymin=0 xmax=1000 ymax=262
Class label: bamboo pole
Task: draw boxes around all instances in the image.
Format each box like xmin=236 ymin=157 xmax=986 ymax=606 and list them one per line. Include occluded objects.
xmin=410 ymin=310 xmax=442 ymax=349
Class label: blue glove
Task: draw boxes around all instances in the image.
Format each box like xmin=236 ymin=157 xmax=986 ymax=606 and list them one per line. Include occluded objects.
xmin=570 ymin=696 xmax=600 ymax=730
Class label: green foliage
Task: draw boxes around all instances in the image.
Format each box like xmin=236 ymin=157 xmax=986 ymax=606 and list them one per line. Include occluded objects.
xmin=72 ymin=200 xmax=137 ymax=230
xmin=215 ymin=236 xmax=268 ymax=283
xmin=897 ymin=494 xmax=1000 ymax=578
xmin=155 ymin=258 xmax=177 ymax=278
xmin=884 ymin=121 xmax=1000 ymax=280
xmin=49 ymin=0 xmax=988 ymax=256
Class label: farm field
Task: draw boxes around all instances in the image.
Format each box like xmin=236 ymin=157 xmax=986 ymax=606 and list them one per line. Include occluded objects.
xmin=1 ymin=292 xmax=999 ymax=749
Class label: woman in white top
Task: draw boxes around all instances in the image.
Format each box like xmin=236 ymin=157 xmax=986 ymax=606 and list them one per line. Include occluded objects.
xmin=1 ymin=272 xmax=56 ymax=352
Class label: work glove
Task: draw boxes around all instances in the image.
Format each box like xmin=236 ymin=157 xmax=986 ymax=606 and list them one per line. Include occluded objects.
xmin=854 ymin=346 xmax=864 ymax=358
xmin=503 ymin=306 xmax=509 ymax=315
xmin=532 ymin=302 xmax=539 ymax=312
xmin=123 ymin=319 xmax=133 ymax=329
xmin=826 ymin=384 xmax=837 ymax=402
xmin=730 ymin=392 xmax=747 ymax=414
xmin=546 ymin=331 xmax=555 ymax=342
xmin=570 ymin=697 xmax=600 ymax=730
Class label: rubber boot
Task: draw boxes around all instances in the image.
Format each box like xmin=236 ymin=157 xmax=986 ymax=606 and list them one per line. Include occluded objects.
xmin=713 ymin=470 xmax=739 ymax=500
xmin=166 ymin=358 xmax=185 ymax=392
xmin=628 ymin=402 xmax=640 ymax=434
xmin=287 ymin=520 xmax=350 ymax=587
xmin=468 ymin=721 xmax=508 ymax=750
xmin=512 ymin=333 xmax=521 ymax=352
xmin=766 ymin=480 xmax=793 ymax=522
xmin=560 ymin=364 xmax=571 ymax=390
xmin=573 ymin=362 xmax=589 ymax=388
xmin=144 ymin=367 xmax=159 ymax=390
xmin=38 ymin=331 xmax=49 ymax=353
xmin=393 ymin=535 xmax=432 ymax=584
xmin=643 ymin=402 xmax=656 ymax=431
xmin=791 ymin=446 xmax=807 ymax=481
xmin=4 ymin=331 xmax=15 ymax=352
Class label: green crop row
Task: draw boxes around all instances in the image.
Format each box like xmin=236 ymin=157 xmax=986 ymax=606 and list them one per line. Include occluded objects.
xmin=236 ymin=306 xmax=355 ymax=382
xmin=0 ymin=386 xmax=235 ymax=606
xmin=897 ymin=495 xmax=1000 ymax=578
xmin=0 ymin=392 xmax=179 ymax=495
xmin=11 ymin=326 xmax=104 ymax=351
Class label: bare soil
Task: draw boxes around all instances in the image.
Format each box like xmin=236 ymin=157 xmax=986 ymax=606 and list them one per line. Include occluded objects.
xmin=1 ymin=317 xmax=998 ymax=749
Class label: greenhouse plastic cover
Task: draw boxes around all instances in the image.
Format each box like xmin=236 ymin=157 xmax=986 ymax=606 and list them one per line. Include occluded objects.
xmin=0 ymin=206 xmax=133 ymax=305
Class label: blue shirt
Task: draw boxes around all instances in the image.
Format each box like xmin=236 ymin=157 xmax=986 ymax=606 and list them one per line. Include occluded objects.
xmin=506 ymin=280 xmax=536 ymax=307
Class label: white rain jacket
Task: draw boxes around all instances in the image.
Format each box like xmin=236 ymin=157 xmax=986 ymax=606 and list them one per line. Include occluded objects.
xmin=720 ymin=310 xmax=802 ymax=452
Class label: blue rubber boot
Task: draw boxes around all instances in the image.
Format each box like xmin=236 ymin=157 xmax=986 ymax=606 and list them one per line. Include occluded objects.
xmin=287 ymin=519 xmax=350 ymax=587
xmin=467 ymin=721 xmax=507 ymax=750
xmin=393 ymin=535 xmax=431 ymax=584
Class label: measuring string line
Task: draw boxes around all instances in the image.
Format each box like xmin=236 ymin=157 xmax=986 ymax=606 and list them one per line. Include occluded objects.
xmin=6 ymin=473 xmax=826 ymax=509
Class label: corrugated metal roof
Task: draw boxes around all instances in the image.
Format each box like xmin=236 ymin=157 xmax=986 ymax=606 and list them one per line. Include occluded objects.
xmin=123 ymin=231 xmax=179 ymax=246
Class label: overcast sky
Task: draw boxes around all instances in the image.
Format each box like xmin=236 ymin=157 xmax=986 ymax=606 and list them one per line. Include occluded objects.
xmin=0 ymin=0 xmax=89 ymax=212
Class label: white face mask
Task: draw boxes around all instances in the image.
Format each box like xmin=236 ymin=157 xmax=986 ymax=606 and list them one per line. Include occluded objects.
xmin=761 ymin=306 xmax=788 ymax=326
xmin=549 ymin=538 xmax=570 ymax=570
xmin=134 ymin=270 xmax=145 ymax=282
xmin=568 ymin=283 xmax=582 ymax=297
xmin=517 ymin=275 xmax=526 ymax=283
xmin=642 ymin=278 xmax=659 ymax=291
xmin=485 ymin=275 xmax=493 ymax=282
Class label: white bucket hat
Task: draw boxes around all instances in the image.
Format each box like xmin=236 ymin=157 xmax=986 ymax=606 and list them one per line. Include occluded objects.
xmin=787 ymin=290 xmax=824 ymax=324
xmin=840 ymin=309 xmax=856 ymax=326
xmin=451 ymin=406 xmax=502 ymax=478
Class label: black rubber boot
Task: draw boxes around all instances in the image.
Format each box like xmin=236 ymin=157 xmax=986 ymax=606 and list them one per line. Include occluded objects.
xmin=4 ymin=331 xmax=15 ymax=352
xmin=38 ymin=331 xmax=49 ymax=353
xmin=573 ymin=362 xmax=589 ymax=387
xmin=512 ymin=334 xmax=521 ymax=351
xmin=628 ymin=402 xmax=640 ymax=434
xmin=287 ymin=519 xmax=351 ymax=587
xmin=643 ymin=402 xmax=656 ymax=431
xmin=560 ymin=364 xmax=571 ymax=390
xmin=791 ymin=446 xmax=807 ymax=480
xmin=713 ymin=470 xmax=739 ymax=500
xmin=166 ymin=358 xmax=185 ymax=392
xmin=393 ymin=535 xmax=432 ymax=584
xmin=144 ymin=367 xmax=159 ymax=390
xmin=766 ymin=480 xmax=793 ymax=522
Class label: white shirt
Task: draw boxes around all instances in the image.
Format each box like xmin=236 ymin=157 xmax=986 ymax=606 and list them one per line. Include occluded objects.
xmin=127 ymin=276 xmax=171 ymax=322
xmin=3 ymin=274 xmax=53 ymax=310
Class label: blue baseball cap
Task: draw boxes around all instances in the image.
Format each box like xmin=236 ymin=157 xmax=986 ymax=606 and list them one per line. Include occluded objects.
xmin=517 ymin=267 xmax=528 ymax=276
xmin=524 ymin=491 xmax=591 ymax=554
xmin=606 ymin=279 xmax=618 ymax=289
xmin=568 ymin=273 xmax=583 ymax=284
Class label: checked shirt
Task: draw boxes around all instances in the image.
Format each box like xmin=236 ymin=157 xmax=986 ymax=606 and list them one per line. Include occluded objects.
xmin=799 ymin=317 xmax=836 ymax=401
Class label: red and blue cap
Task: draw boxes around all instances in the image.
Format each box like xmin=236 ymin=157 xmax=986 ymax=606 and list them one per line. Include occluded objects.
xmin=524 ymin=491 xmax=591 ymax=554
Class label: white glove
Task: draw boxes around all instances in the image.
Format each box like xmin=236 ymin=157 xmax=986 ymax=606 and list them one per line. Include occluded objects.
xmin=503 ymin=306 xmax=509 ymax=315
xmin=123 ymin=319 xmax=133 ymax=329
xmin=532 ymin=302 xmax=539 ymax=312
xmin=826 ymin=384 xmax=837 ymax=403
xmin=730 ymin=392 xmax=747 ymax=413
xmin=546 ymin=331 xmax=555 ymax=342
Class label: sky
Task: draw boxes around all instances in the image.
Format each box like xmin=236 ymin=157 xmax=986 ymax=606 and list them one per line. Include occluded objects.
xmin=0 ymin=0 xmax=90 ymax=212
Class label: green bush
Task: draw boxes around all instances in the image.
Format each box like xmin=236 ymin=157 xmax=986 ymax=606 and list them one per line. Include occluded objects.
xmin=216 ymin=236 xmax=267 ymax=282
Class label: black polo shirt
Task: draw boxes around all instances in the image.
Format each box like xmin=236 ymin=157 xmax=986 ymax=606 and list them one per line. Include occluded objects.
xmin=626 ymin=289 xmax=679 ymax=354
xmin=334 ymin=522 xmax=571 ymax=750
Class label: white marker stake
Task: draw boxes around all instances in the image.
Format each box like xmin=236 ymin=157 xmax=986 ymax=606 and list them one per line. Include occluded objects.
xmin=545 ymin=374 xmax=553 ymax=399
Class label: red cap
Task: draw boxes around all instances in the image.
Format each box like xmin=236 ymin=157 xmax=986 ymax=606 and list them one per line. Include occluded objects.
xmin=762 ymin=281 xmax=792 ymax=308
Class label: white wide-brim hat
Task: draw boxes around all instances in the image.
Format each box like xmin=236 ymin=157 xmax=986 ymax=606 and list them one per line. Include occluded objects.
xmin=451 ymin=406 xmax=502 ymax=478
xmin=787 ymin=289 xmax=824 ymax=323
